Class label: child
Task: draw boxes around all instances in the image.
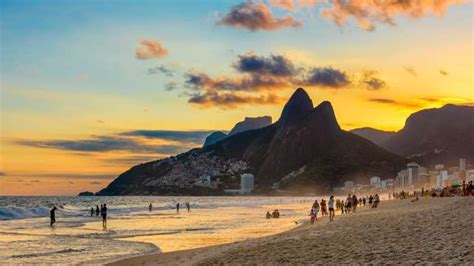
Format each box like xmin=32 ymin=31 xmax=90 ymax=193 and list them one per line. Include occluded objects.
xmin=309 ymin=209 xmax=316 ymax=224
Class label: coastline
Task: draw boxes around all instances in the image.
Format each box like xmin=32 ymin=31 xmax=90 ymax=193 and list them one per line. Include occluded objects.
xmin=110 ymin=197 xmax=474 ymax=265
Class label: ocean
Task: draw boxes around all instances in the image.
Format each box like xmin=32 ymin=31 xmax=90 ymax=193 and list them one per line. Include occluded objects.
xmin=0 ymin=196 xmax=315 ymax=264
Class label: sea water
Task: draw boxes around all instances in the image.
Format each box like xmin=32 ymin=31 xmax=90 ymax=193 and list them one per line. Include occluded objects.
xmin=0 ymin=196 xmax=316 ymax=264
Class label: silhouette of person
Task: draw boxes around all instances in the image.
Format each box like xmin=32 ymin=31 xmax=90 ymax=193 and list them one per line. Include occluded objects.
xmin=149 ymin=203 xmax=153 ymax=212
xmin=90 ymin=207 xmax=94 ymax=216
xmin=95 ymin=205 xmax=100 ymax=216
xmin=176 ymin=203 xmax=180 ymax=213
xmin=50 ymin=207 xmax=57 ymax=226
xmin=101 ymin=204 xmax=107 ymax=229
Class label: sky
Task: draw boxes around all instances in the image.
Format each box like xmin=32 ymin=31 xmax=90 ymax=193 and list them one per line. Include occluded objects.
xmin=1 ymin=0 xmax=473 ymax=195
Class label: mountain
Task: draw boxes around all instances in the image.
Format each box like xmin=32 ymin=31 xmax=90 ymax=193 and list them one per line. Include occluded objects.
xmin=203 ymin=116 xmax=272 ymax=147
xmin=350 ymin=127 xmax=395 ymax=146
xmin=228 ymin=116 xmax=272 ymax=136
xmin=382 ymin=104 xmax=474 ymax=164
xmin=98 ymin=88 xmax=406 ymax=196
xmin=203 ymin=131 xmax=227 ymax=147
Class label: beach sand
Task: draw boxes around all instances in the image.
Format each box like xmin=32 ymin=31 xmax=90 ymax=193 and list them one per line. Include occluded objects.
xmin=110 ymin=197 xmax=474 ymax=265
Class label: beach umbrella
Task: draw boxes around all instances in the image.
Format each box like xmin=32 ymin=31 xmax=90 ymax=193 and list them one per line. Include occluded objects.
xmin=450 ymin=183 xmax=462 ymax=188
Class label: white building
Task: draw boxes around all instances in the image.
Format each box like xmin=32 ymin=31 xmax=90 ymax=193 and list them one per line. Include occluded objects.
xmin=460 ymin=158 xmax=466 ymax=172
xmin=407 ymin=162 xmax=420 ymax=187
xmin=240 ymin=173 xmax=254 ymax=193
xmin=344 ymin=181 xmax=354 ymax=190
xmin=370 ymin=176 xmax=381 ymax=188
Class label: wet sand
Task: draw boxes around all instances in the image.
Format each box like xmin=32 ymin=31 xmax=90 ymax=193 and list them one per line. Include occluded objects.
xmin=110 ymin=197 xmax=474 ymax=265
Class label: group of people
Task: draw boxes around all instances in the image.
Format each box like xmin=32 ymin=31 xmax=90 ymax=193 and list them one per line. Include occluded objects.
xmin=309 ymin=195 xmax=335 ymax=224
xmin=266 ymin=209 xmax=280 ymax=219
xmin=175 ymin=202 xmax=191 ymax=212
xmin=89 ymin=204 xmax=108 ymax=228
xmin=393 ymin=180 xmax=474 ymax=200
xmin=308 ymin=194 xmax=381 ymax=224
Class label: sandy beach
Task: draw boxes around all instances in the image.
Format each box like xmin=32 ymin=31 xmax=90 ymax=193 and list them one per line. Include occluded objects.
xmin=111 ymin=197 xmax=474 ymax=265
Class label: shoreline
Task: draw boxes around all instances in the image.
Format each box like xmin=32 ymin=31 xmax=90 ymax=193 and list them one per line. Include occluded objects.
xmin=110 ymin=197 xmax=474 ymax=265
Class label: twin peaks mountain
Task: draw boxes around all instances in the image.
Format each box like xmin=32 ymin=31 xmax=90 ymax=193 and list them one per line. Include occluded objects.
xmin=351 ymin=104 xmax=474 ymax=164
xmin=98 ymin=88 xmax=405 ymax=196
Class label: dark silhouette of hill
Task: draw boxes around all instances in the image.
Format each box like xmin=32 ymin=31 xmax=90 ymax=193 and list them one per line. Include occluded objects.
xmin=350 ymin=127 xmax=395 ymax=146
xmin=382 ymin=104 xmax=474 ymax=164
xmin=98 ymin=88 xmax=406 ymax=195
xmin=203 ymin=131 xmax=227 ymax=147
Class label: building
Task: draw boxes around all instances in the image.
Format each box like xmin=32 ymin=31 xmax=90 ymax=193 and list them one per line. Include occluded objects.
xmin=240 ymin=173 xmax=254 ymax=193
xmin=460 ymin=158 xmax=466 ymax=171
xmin=344 ymin=181 xmax=354 ymax=191
xmin=435 ymin=164 xmax=444 ymax=170
xmin=407 ymin=162 xmax=420 ymax=187
xmin=370 ymin=176 xmax=381 ymax=188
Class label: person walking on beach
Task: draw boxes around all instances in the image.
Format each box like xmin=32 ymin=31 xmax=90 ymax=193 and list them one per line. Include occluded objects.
xmin=372 ymin=194 xmax=380 ymax=208
xmin=149 ymin=203 xmax=153 ymax=212
xmin=346 ymin=194 xmax=352 ymax=214
xmin=185 ymin=202 xmax=190 ymax=212
xmin=362 ymin=197 xmax=366 ymax=206
xmin=100 ymin=204 xmax=107 ymax=228
xmin=90 ymin=207 xmax=94 ymax=217
xmin=95 ymin=205 xmax=100 ymax=216
xmin=368 ymin=195 xmax=373 ymax=207
xmin=340 ymin=200 xmax=345 ymax=214
xmin=309 ymin=209 xmax=316 ymax=224
xmin=312 ymin=200 xmax=320 ymax=221
xmin=352 ymin=195 xmax=359 ymax=213
xmin=176 ymin=203 xmax=180 ymax=213
xmin=320 ymin=199 xmax=327 ymax=216
xmin=328 ymin=195 xmax=335 ymax=222
xmin=50 ymin=206 xmax=57 ymax=226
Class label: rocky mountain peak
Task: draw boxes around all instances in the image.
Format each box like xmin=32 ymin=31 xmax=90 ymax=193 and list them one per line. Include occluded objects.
xmin=279 ymin=88 xmax=313 ymax=123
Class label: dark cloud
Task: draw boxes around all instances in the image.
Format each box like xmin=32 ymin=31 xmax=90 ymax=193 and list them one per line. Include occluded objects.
xmin=90 ymin=181 xmax=102 ymax=185
xmin=148 ymin=65 xmax=174 ymax=77
xmin=440 ymin=69 xmax=448 ymax=75
xmin=302 ymin=67 xmax=350 ymax=88
xmin=188 ymin=90 xmax=283 ymax=108
xmin=6 ymin=172 xmax=116 ymax=180
xmin=217 ymin=1 xmax=302 ymax=31
xmin=403 ymin=66 xmax=417 ymax=77
xmin=120 ymin=130 xmax=216 ymax=144
xmin=16 ymin=136 xmax=184 ymax=155
xmin=368 ymin=98 xmax=422 ymax=108
xmin=165 ymin=80 xmax=178 ymax=91
xmin=234 ymin=53 xmax=298 ymax=77
xmin=359 ymin=70 xmax=387 ymax=90
xmin=185 ymin=71 xmax=288 ymax=92
xmin=100 ymin=155 xmax=162 ymax=166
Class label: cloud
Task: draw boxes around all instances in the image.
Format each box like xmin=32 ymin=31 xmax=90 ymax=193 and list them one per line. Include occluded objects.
xmin=358 ymin=70 xmax=387 ymax=90
xmin=321 ymin=0 xmax=468 ymax=31
xmin=270 ymin=0 xmax=317 ymax=10
xmin=0 ymin=172 xmax=5 ymax=176
xmin=90 ymin=181 xmax=102 ymax=185
xmin=188 ymin=90 xmax=283 ymax=108
xmin=120 ymin=130 xmax=216 ymax=144
xmin=148 ymin=65 xmax=174 ymax=76
xmin=233 ymin=52 xmax=298 ymax=77
xmin=135 ymin=40 xmax=168 ymax=59
xmin=6 ymin=172 xmax=116 ymax=180
xmin=403 ymin=66 xmax=417 ymax=77
xmin=440 ymin=69 xmax=448 ymax=75
xmin=17 ymin=136 xmax=184 ymax=154
xmin=100 ymin=155 xmax=163 ymax=166
xmin=165 ymin=80 xmax=178 ymax=91
xmin=217 ymin=1 xmax=302 ymax=31
xmin=184 ymin=71 xmax=290 ymax=92
xmin=368 ymin=98 xmax=422 ymax=108
xmin=302 ymin=67 xmax=351 ymax=88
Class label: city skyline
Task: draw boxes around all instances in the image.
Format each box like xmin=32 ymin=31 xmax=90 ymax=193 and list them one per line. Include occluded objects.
xmin=1 ymin=0 xmax=473 ymax=195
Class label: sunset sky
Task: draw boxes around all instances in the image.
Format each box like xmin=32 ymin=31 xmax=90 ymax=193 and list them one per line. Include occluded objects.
xmin=1 ymin=0 xmax=473 ymax=195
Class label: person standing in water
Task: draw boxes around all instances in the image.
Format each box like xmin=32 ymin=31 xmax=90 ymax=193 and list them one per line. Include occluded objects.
xmin=149 ymin=203 xmax=153 ymax=212
xmin=95 ymin=205 xmax=100 ymax=216
xmin=328 ymin=195 xmax=335 ymax=222
xmin=101 ymin=204 xmax=107 ymax=229
xmin=90 ymin=207 xmax=94 ymax=217
xmin=176 ymin=202 xmax=180 ymax=213
xmin=50 ymin=206 xmax=57 ymax=226
xmin=185 ymin=202 xmax=190 ymax=212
